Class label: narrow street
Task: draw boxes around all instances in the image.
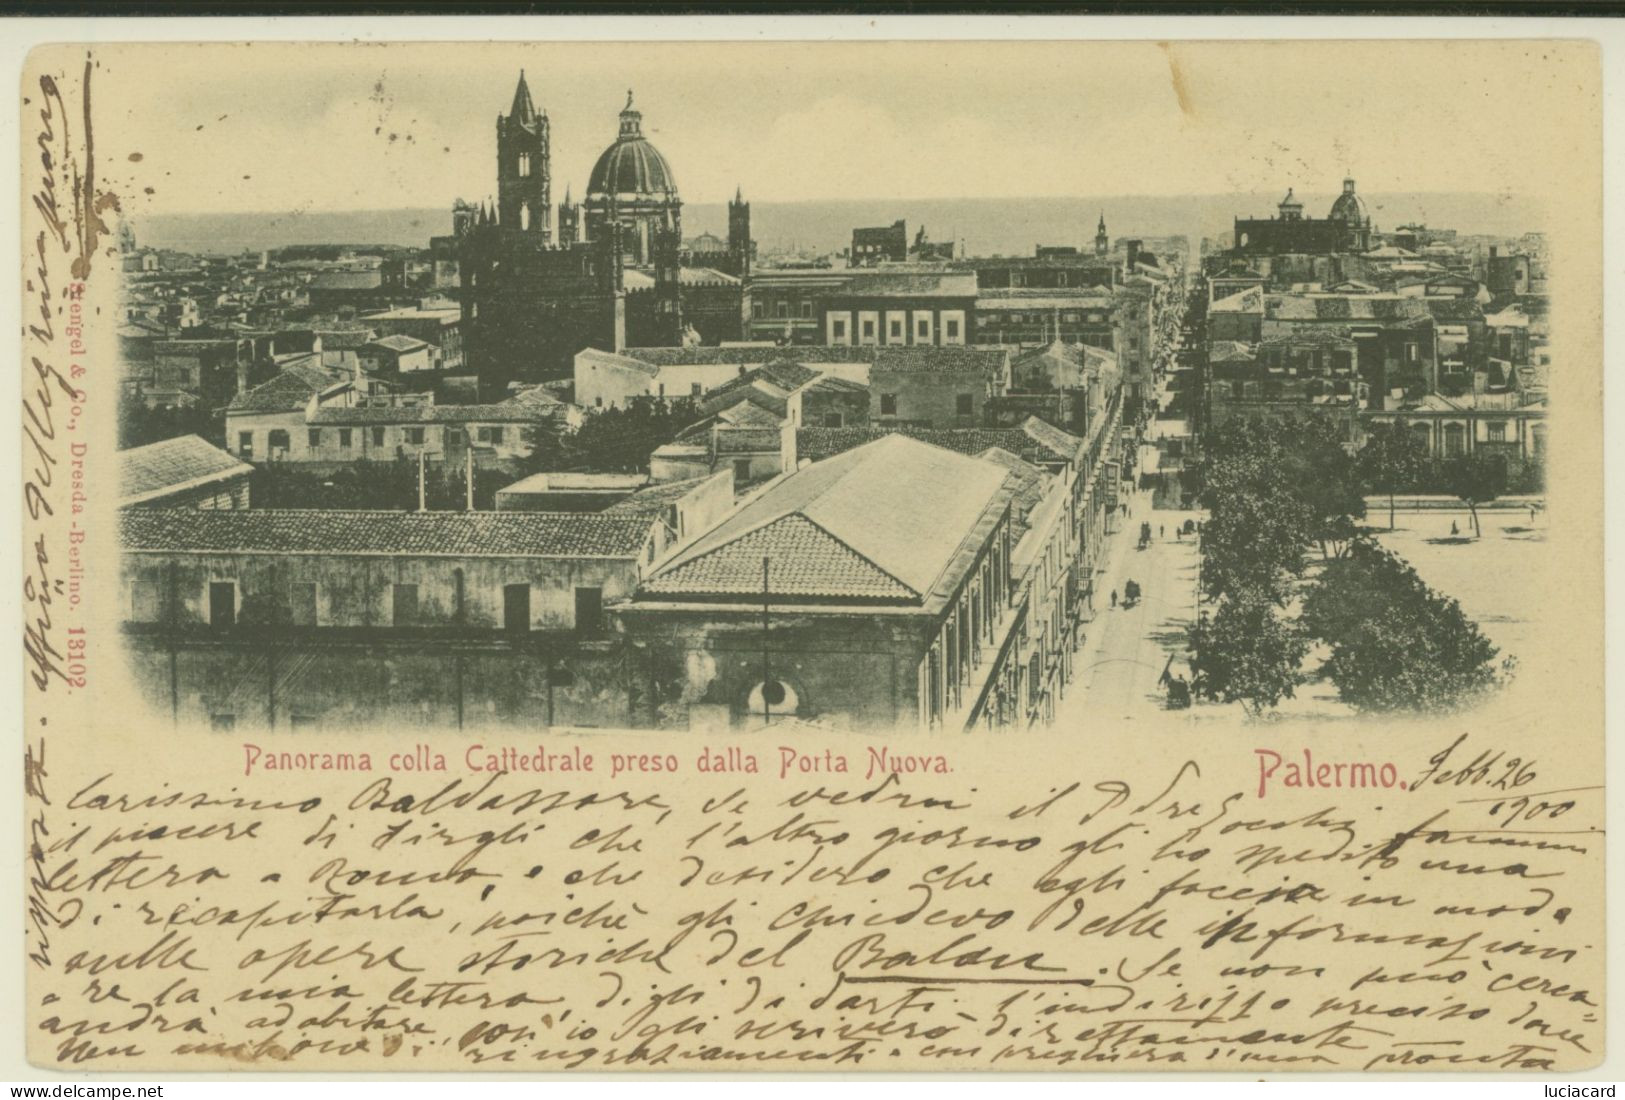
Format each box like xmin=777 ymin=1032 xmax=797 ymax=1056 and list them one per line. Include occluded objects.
xmin=1058 ymin=372 xmax=1204 ymax=725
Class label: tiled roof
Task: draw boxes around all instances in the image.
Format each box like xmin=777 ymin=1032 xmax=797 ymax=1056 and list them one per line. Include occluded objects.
xmin=827 ymin=272 xmax=978 ymax=298
xmin=577 ymin=346 xmax=660 ymax=376
xmin=643 ymin=434 xmax=1009 ymax=602
xmin=1210 ymin=287 xmax=1265 ymax=313
xmin=976 ymin=447 xmax=1050 ymax=534
xmin=119 ymin=435 xmax=253 ymax=507
xmin=797 ymin=425 xmax=1061 ymax=467
xmin=1257 ymin=328 xmax=1355 ymax=348
xmin=119 ymin=509 xmax=653 ymax=558
xmin=804 ymin=375 xmax=869 ymax=394
xmin=601 ymin=477 xmax=712 ymax=515
xmin=227 ymin=364 xmax=350 ymax=413
xmin=1019 ymin=416 xmax=1087 ymax=464
xmin=315 ymin=328 xmax=375 ymax=349
xmin=502 ymin=385 xmax=567 ymax=408
xmin=309 ymin=403 xmax=564 ymax=425
xmin=1269 ymin=295 xmax=1427 ymax=322
xmin=366 ymin=334 xmax=429 ymax=354
xmin=1207 ymin=341 xmax=1258 ymax=364
xmin=310 ymin=271 xmax=383 ymax=290
xmin=645 ymin=514 xmax=916 ymax=601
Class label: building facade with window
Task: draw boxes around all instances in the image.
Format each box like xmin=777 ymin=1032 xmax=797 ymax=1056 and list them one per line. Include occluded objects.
xmin=820 ymin=272 xmax=975 ymax=348
xmin=117 ymin=509 xmax=661 ymax=731
xmin=613 ymin=434 xmax=1023 ymax=730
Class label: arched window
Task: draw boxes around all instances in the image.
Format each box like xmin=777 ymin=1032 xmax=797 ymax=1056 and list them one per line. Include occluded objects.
xmin=518 ymin=152 xmax=531 ymax=178
xmin=520 ymin=202 xmax=531 ymax=231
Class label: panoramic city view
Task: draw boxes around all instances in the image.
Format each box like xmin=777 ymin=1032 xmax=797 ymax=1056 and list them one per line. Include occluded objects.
xmin=114 ymin=53 xmax=1550 ymax=734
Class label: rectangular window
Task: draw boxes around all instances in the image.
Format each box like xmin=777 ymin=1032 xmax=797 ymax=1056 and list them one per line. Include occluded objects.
xmin=289 ymin=582 xmax=317 ymax=626
xmin=371 ymin=426 xmax=386 ymax=447
xmin=238 ymin=431 xmax=254 ymax=458
xmin=503 ymin=583 xmax=531 ymax=633
xmin=308 ymin=428 xmax=322 ymax=448
xmin=691 ymin=382 xmax=703 ymax=396
xmin=862 ymin=319 xmax=875 ymax=339
xmin=488 ymin=427 xmax=505 ymax=445
xmin=574 ymin=586 xmax=603 ymax=635
xmin=800 ymin=301 xmax=812 ymax=319
xmin=1487 ymin=421 xmax=1507 ymax=442
xmin=752 ymin=302 xmax=765 ymax=320
xmin=776 ymin=301 xmax=788 ymax=319
xmin=823 ymin=412 xmax=844 ymax=428
xmin=405 ymin=427 xmax=425 ymax=445
xmin=392 ymin=583 xmax=419 ymax=626
xmin=1406 ymin=342 xmax=1419 ymax=363
xmin=733 ymin=458 xmax=752 ymax=483
xmin=832 ymin=319 xmax=847 ymax=340
xmin=339 ymin=428 xmax=352 ymax=448
xmin=209 ymin=581 xmax=236 ymax=629
xmin=889 ymin=319 xmax=904 ymax=340
xmin=946 ymin=319 xmax=960 ymax=339
xmin=131 ymin=576 xmax=162 ymax=621
xmin=915 ymin=318 xmax=930 ymax=339
xmin=956 ymin=393 xmax=974 ymax=416
xmin=880 ymin=393 xmax=897 ymax=416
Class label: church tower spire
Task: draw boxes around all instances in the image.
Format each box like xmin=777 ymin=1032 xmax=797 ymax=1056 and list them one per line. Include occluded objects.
xmin=1095 ymin=212 xmax=1109 ymax=257
xmin=728 ymin=184 xmax=752 ymax=277
xmin=497 ymin=70 xmax=551 ymax=236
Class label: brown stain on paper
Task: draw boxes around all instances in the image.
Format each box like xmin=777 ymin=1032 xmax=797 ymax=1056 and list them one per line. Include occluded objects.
xmin=1159 ymin=42 xmax=1195 ymax=118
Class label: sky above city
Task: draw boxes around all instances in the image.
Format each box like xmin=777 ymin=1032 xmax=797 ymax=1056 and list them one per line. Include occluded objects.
xmin=85 ymin=39 xmax=1593 ymax=218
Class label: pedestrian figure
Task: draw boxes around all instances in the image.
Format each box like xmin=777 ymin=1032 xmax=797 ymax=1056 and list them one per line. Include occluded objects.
xmin=1451 ymin=520 xmax=1459 ymax=536
xmin=1111 ymin=589 xmax=1118 ymax=609
xmin=1159 ymin=525 xmax=1165 ymax=539
xmin=1176 ymin=528 xmax=1182 ymax=541
xmin=1530 ymin=505 xmax=1537 ymax=524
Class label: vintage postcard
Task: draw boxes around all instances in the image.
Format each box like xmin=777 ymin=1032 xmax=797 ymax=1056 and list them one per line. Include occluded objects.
xmin=18 ymin=36 xmax=1605 ymax=1073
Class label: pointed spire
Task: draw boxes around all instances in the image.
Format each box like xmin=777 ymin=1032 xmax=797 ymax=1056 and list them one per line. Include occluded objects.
xmin=563 ymin=183 xmax=572 ymax=205
xmin=735 ymin=184 xmax=743 ymax=204
xmin=509 ymin=70 xmax=537 ymax=128
xmin=1098 ymin=211 xmax=1107 ymax=232
xmin=625 ymin=88 xmax=635 ymax=112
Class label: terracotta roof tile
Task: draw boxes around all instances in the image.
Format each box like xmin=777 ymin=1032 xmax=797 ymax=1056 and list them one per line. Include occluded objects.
xmin=119 ymin=509 xmax=652 ymax=558
xmin=119 ymin=435 xmax=253 ymax=507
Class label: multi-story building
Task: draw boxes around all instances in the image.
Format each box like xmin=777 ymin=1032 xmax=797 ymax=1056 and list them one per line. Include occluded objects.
xmin=574 ymin=343 xmax=1010 ymax=428
xmin=820 ymin=272 xmax=975 ymax=347
xmin=851 ymin=220 xmax=909 ymax=266
xmin=1232 ymin=178 xmax=1374 ymax=257
xmin=972 ymin=289 xmax=1117 ymax=348
xmin=118 ymin=508 xmax=666 ymax=731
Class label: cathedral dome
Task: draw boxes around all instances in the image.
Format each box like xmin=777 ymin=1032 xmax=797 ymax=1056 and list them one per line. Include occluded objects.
xmin=1329 ymin=178 xmax=1368 ymax=224
xmin=586 ymin=92 xmax=678 ymax=199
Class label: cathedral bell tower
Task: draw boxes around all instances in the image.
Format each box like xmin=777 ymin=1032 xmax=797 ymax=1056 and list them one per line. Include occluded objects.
xmin=728 ymin=185 xmax=752 ymax=276
xmin=652 ymin=209 xmax=685 ymax=346
xmin=497 ymin=71 xmax=551 ymax=237
xmin=1095 ymin=213 xmax=1109 ymax=258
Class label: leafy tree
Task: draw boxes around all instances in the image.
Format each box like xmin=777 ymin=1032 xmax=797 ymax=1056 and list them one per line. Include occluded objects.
xmin=1358 ymin=421 xmax=1430 ymax=530
xmin=1187 ymin=595 xmax=1309 ymax=714
xmin=118 ymin=401 xmax=225 ymax=450
xmin=1443 ymin=452 xmax=1507 ymax=537
xmin=1303 ymin=540 xmax=1503 ymax=712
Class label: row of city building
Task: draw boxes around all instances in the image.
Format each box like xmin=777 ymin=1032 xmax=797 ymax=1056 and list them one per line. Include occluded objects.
xmin=114 ymin=72 xmax=1185 ymax=734
xmin=117 ymin=344 xmax=1130 ymax=732
xmin=1192 ymin=181 xmax=1548 ymax=476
